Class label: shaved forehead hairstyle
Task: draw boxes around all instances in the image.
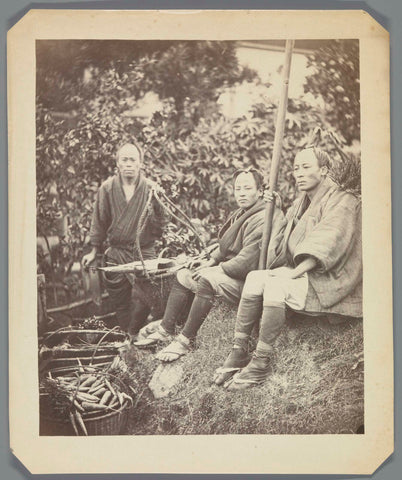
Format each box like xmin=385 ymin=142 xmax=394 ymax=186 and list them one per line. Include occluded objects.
xmin=116 ymin=142 xmax=143 ymax=162
xmin=299 ymin=145 xmax=331 ymax=168
xmin=232 ymin=167 xmax=264 ymax=190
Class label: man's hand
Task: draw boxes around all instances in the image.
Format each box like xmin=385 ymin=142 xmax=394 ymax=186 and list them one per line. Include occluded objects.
xmin=82 ymin=248 xmax=97 ymax=270
xmin=269 ymin=257 xmax=318 ymax=280
xmin=263 ymin=189 xmax=282 ymax=209
xmin=188 ymin=259 xmax=202 ymax=270
xmin=191 ymin=258 xmax=217 ymax=281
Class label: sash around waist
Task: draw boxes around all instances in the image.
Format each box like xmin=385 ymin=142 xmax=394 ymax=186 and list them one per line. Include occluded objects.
xmin=108 ymin=241 xmax=154 ymax=250
xmin=105 ymin=243 xmax=156 ymax=262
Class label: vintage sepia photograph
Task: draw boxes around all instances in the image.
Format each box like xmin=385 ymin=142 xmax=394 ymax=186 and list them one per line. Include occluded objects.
xmin=8 ymin=9 xmax=392 ymax=475
xmin=36 ymin=38 xmax=363 ymax=436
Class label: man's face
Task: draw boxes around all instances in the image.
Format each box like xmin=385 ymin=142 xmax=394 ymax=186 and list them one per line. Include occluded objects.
xmin=293 ymin=149 xmax=327 ymax=193
xmin=234 ymin=172 xmax=260 ymax=209
xmin=116 ymin=144 xmax=141 ymax=180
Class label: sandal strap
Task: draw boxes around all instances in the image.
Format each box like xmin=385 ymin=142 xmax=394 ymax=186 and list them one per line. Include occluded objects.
xmin=151 ymin=325 xmax=171 ymax=339
xmin=143 ymin=319 xmax=162 ymax=334
xmin=174 ymin=335 xmax=192 ymax=351
xmin=231 ymin=369 xmax=269 ymax=384
xmin=231 ymin=377 xmax=262 ymax=385
xmin=215 ymin=367 xmax=241 ymax=374
xmin=135 ymin=326 xmax=171 ymax=345
xmin=157 ymin=339 xmax=190 ymax=359
xmin=133 ymin=337 xmax=158 ymax=347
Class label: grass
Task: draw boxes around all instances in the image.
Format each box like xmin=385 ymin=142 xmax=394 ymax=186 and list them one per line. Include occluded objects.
xmin=123 ymin=301 xmax=364 ymax=435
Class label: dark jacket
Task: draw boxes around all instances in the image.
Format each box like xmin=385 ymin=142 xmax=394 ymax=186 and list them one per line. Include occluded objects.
xmin=212 ymin=199 xmax=286 ymax=280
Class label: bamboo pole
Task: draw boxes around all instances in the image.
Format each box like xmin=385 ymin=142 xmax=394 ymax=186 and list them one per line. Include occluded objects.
xmin=259 ymin=40 xmax=295 ymax=270
xmin=46 ymin=293 xmax=109 ymax=314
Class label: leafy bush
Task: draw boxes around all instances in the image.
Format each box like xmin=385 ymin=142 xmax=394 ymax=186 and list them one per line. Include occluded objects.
xmin=36 ymin=40 xmax=360 ymax=305
xmin=304 ymin=39 xmax=360 ymax=145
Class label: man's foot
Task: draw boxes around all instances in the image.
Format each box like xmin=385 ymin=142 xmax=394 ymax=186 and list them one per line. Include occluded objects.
xmin=137 ymin=319 xmax=163 ymax=340
xmin=133 ymin=325 xmax=173 ymax=347
xmin=213 ymin=346 xmax=250 ymax=386
xmin=155 ymin=335 xmax=191 ymax=362
xmin=224 ymin=353 xmax=272 ymax=391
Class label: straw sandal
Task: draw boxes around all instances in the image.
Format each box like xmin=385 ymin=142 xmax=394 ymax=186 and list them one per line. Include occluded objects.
xmin=133 ymin=325 xmax=173 ymax=347
xmin=155 ymin=336 xmax=191 ymax=362
xmin=138 ymin=319 xmax=162 ymax=339
xmin=224 ymin=354 xmax=272 ymax=391
xmin=213 ymin=346 xmax=250 ymax=386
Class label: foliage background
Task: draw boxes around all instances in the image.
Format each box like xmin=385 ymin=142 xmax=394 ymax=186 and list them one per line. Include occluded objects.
xmin=36 ymin=39 xmax=360 ymax=305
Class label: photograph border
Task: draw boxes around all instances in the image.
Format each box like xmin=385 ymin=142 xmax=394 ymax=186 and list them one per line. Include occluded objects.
xmin=7 ymin=8 xmax=392 ymax=475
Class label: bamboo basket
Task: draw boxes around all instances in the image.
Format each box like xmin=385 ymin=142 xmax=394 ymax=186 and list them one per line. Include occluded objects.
xmin=39 ymin=363 xmax=133 ymax=436
xmin=41 ymin=355 xmax=117 ymax=373
xmin=39 ymin=327 xmax=131 ymax=375
xmin=40 ymin=400 xmax=130 ymax=436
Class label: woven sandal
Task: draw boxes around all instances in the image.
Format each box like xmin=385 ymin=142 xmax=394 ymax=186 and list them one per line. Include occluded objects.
xmin=155 ymin=336 xmax=191 ymax=362
xmin=137 ymin=319 xmax=163 ymax=339
xmin=224 ymin=375 xmax=264 ymax=391
xmin=213 ymin=347 xmax=250 ymax=386
xmin=213 ymin=367 xmax=243 ymax=386
xmin=133 ymin=325 xmax=173 ymax=347
xmin=224 ymin=354 xmax=272 ymax=391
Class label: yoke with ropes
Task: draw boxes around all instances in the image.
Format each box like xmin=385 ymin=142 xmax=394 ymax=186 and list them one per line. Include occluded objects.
xmin=91 ymin=182 xmax=214 ymax=318
xmin=96 ymin=181 xmax=212 ymax=278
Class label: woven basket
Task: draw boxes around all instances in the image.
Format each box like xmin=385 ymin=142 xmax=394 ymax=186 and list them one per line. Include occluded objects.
xmin=40 ymin=363 xmax=133 ymax=436
xmin=40 ymin=401 xmax=130 ymax=436
xmin=41 ymin=355 xmax=116 ymax=374
xmin=39 ymin=328 xmax=130 ymax=376
xmin=135 ymin=270 xmax=176 ymax=319
xmin=40 ymin=328 xmax=130 ymax=348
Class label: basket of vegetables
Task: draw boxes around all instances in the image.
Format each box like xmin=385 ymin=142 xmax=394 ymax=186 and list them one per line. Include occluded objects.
xmin=39 ymin=324 xmax=131 ymax=375
xmin=39 ymin=358 xmax=135 ymax=436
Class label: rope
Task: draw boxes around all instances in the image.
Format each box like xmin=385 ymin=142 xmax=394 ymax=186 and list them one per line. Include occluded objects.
xmin=133 ymin=188 xmax=154 ymax=280
xmin=132 ymin=183 xmax=210 ymax=280
xmin=153 ymin=189 xmax=210 ymax=258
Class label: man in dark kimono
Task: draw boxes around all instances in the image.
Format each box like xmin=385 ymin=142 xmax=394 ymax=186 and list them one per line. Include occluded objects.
xmin=135 ymin=168 xmax=286 ymax=362
xmin=82 ymin=143 xmax=166 ymax=336
xmin=214 ymin=146 xmax=362 ymax=390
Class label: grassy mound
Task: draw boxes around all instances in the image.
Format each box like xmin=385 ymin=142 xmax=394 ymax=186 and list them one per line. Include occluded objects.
xmin=124 ymin=302 xmax=364 ymax=435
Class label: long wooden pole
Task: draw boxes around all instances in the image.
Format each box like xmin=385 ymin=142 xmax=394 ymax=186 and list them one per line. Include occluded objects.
xmin=259 ymin=39 xmax=295 ymax=270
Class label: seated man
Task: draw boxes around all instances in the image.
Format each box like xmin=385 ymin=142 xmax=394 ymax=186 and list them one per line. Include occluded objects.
xmin=82 ymin=142 xmax=167 ymax=337
xmin=135 ymin=168 xmax=286 ymax=362
xmin=214 ymin=146 xmax=362 ymax=390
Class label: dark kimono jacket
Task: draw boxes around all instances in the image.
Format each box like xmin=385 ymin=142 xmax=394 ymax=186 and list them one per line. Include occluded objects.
xmin=89 ymin=172 xmax=167 ymax=286
xmin=270 ymin=177 xmax=362 ymax=318
xmin=211 ymin=199 xmax=286 ymax=280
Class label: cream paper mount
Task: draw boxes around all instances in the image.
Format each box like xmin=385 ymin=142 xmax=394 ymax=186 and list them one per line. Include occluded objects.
xmin=8 ymin=9 xmax=392 ymax=475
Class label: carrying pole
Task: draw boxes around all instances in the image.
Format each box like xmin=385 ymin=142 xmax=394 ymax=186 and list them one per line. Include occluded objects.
xmin=258 ymin=39 xmax=295 ymax=270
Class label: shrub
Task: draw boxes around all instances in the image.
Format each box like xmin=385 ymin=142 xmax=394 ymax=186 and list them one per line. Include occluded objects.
xmin=36 ymin=40 xmax=360 ymax=305
xmin=304 ymin=39 xmax=360 ymax=145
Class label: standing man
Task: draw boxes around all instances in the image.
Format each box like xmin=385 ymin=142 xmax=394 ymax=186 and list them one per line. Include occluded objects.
xmin=82 ymin=142 xmax=167 ymax=337
xmin=214 ymin=146 xmax=362 ymax=389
